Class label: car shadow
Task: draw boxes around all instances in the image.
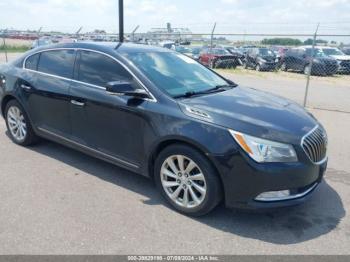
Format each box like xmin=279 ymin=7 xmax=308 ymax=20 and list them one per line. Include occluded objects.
xmin=26 ymin=138 xmax=346 ymax=245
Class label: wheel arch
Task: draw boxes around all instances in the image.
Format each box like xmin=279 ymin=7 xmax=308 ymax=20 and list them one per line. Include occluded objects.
xmin=147 ymin=137 xmax=225 ymax=199
xmin=1 ymin=94 xmax=17 ymax=118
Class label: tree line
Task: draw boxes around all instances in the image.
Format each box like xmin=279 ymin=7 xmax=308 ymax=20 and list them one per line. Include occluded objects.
xmin=261 ymin=38 xmax=334 ymax=46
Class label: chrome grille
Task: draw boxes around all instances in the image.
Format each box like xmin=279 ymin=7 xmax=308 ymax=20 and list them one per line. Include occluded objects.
xmin=302 ymin=127 xmax=327 ymax=163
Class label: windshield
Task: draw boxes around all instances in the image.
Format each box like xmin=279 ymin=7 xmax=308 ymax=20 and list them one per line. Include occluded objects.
xmin=190 ymin=47 xmax=201 ymax=54
xmin=36 ymin=39 xmax=51 ymax=45
xmin=212 ymin=49 xmax=230 ymax=55
xmin=123 ymin=51 xmax=229 ymax=98
xmin=306 ymin=48 xmax=327 ymax=57
xmin=259 ymin=48 xmax=274 ymax=56
xmin=175 ymin=46 xmax=191 ymax=53
xmin=322 ymin=48 xmax=344 ymax=56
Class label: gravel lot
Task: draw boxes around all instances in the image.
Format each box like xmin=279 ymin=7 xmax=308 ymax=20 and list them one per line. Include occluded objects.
xmin=0 ymin=52 xmax=349 ymax=254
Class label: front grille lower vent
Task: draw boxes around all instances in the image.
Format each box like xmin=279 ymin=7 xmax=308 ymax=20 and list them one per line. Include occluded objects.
xmin=302 ymin=127 xmax=327 ymax=163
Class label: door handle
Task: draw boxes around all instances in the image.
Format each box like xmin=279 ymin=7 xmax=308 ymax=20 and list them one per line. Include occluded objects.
xmin=20 ymin=84 xmax=32 ymax=90
xmin=71 ymin=100 xmax=85 ymax=107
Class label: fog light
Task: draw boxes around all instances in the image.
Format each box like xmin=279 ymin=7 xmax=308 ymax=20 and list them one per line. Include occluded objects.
xmin=255 ymin=190 xmax=291 ymax=201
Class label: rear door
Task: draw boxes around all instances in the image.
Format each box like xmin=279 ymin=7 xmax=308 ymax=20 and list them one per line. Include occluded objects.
xmin=69 ymin=50 xmax=149 ymax=168
xmin=295 ymin=50 xmax=307 ymax=71
xmin=24 ymin=49 xmax=76 ymax=136
xmin=286 ymin=49 xmax=299 ymax=70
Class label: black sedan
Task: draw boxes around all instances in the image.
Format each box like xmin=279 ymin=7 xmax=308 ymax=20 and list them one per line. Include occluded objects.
xmin=281 ymin=47 xmax=339 ymax=76
xmin=0 ymin=42 xmax=327 ymax=216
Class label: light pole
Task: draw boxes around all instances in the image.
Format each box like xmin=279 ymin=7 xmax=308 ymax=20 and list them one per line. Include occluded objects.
xmin=119 ymin=0 xmax=124 ymax=43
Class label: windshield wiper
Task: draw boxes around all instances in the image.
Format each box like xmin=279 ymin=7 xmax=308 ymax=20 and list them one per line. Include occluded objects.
xmin=173 ymin=91 xmax=199 ymax=99
xmin=173 ymin=83 xmax=237 ymax=99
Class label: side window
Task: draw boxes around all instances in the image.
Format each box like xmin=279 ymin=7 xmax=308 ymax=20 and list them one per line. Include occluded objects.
xmin=25 ymin=53 xmax=40 ymax=70
xmin=299 ymin=50 xmax=306 ymax=57
xmin=77 ymin=50 xmax=132 ymax=87
xmin=287 ymin=50 xmax=295 ymax=56
xmin=37 ymin=50 xmax=75 ymax=78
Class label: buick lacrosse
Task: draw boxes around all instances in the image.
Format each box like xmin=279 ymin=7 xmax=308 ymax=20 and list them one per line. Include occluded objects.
xmin=0 ymin=43 xmax=327 ymax=216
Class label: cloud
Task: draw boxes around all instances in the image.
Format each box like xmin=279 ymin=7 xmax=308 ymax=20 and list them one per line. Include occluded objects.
xmin=0 ymin=0 xmax=349 ymax=36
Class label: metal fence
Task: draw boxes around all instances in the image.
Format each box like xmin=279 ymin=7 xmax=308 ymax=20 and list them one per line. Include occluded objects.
xmin=1 ymin=28 xmax=350 ymax=112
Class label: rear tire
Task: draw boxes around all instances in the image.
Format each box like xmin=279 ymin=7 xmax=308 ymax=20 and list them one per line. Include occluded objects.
xmin=154 ymin=144 xmax=222 ymax=216
xmin=281 ymin=62 xmax=287 ymax=71
xmin=5 ymin=100 xmax=38 ymax=146
xmin=304 ymin=64 xmax=311 ymax=75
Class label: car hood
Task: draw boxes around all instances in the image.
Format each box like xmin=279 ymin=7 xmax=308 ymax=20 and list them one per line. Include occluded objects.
xmin=215 ymin=54 xmax=236 ymax=59
xmin=315 ymin=57 xmax=337 ymax=63
xmin=259 ymin=55 xmax=276 ymax=62
xmin=329 ymin=55 xmax=350 ymax=61
xmin=179 ymin=87 xmax=318 ymax=144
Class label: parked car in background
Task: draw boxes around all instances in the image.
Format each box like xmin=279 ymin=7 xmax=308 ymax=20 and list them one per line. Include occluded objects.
xmin=159 ymin=40 xmax=176 ymax=49
xmin=270 ymin=46 xmax=289 ymax=67
xmin=341 ymin=47 xmax=350 ymax=55
xmin=317 ymin=47 xmax=350 ymax=74
xmin=187 ymin=46 xmax=202 ymax=61
xmin=0 ymin=42 xmax=327 ymax=216
xmin=31 ymin=38 xmax=53 ymax=49
xmin=280 ymin=47 xmax=339 ymax=76
xmin=172 ymin=45 xmax=193 ymax=57
xmin=243 ymin=48 xmax=278 ymax=71
xmin=240 ymin=45 xmax=257 ymax=55
xmin=222 ymin=46 xmax=244 ymax=65
xmin=199 ymin=48 xmax=241 ymax=69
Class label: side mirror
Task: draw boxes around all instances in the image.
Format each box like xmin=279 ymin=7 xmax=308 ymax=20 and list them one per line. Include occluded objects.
xmin=106 ymin=81 xmax=149 ymax=99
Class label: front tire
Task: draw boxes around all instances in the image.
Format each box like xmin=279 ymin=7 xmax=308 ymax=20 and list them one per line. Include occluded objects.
xmin=281 ymin=62 xmax=287 ymax=71
xmin=154 ymin=144 xmax=222 ymax=216
xmin=256 ymin=64 xmax=262 ymax=71
xmin=5 ymin=100 xmax=38 ymax=146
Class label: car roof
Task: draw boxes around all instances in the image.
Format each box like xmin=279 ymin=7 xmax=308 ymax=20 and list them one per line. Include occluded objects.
xmin=28 ymin=41 xmax=170 ymax=54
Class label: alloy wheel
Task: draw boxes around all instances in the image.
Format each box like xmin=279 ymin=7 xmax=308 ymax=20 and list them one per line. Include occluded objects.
xmin=160 ymin=155 xmax=207 ymax=209
xmin=7 ymin=106 xmax=27 ymax=142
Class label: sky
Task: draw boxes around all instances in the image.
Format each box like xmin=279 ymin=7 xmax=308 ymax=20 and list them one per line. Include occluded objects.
xmin=0 ymin=0 xmax=349 ymax=37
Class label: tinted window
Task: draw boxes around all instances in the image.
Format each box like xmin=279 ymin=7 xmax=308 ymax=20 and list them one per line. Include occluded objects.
xmin=287 ymin=50 xmax=297 ymax=56
xmin=123 ymin=51 xmax=228 ymax=97
xmin=37 ymin=50 xmax=75 ymax=78
xmin=78 ymin=51 xmax=132 ymax=87
xmin=25 ymin=53 xmax=40 ymax=70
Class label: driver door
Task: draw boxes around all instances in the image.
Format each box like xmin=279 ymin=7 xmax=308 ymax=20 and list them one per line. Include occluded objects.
xmin=69 ymin=50 xmax=149 ymax=168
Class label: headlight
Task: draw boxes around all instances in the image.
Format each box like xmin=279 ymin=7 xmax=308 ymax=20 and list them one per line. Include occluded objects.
xmin=229 ymin=130 xmax=298 ymax=163
xmin=275 ymin=58 xmax=279 ymax=62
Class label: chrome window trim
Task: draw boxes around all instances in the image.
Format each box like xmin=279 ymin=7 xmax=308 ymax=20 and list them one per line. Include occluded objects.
xmin=255 ymin=182 xmax=318 ymax=202
xmin=22 ymin=47 xmax=157 ymax=102
xmin=37 ymin=127 xmax=139 ymax=169
xmin=300 ymin=125 xmax=327 ymax=165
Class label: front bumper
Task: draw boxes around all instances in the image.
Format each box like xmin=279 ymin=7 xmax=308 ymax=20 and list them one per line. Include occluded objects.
xmin=211 ymin=152 xmax=327 ymax=210
xmin=337 ymin=62 xmax=350 ymax=74
xmin=260 ymin=62 xmax=277 ymax=70
xmin=215 ymin=58 xmax=240 ymax=68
